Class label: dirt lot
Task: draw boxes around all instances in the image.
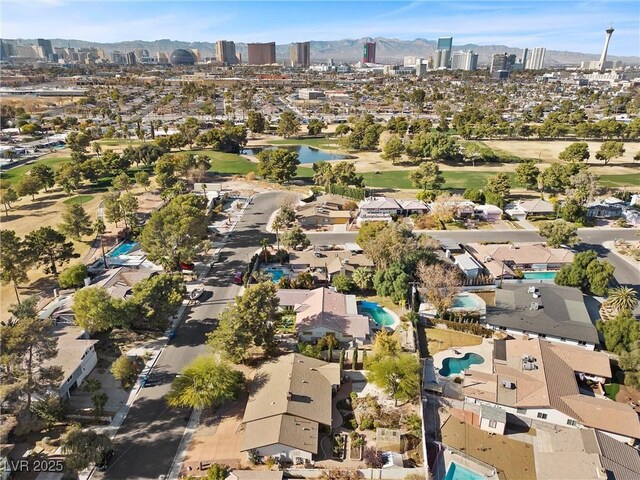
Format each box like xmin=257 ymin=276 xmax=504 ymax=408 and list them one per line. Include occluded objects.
xmin=441 ymin=416 xmax=536 ymax=480
xmin=426 ymin=328 xmax=483 ymax=356
xmin=484 ymin=139 xmax=639 ymax=166
xmin=2 ymin=95 xmax=78 ymax=113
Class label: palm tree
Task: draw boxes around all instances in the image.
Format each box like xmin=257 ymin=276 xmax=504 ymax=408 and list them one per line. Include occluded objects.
xmin=82 ymin=377 xmax=102 ymax=395
xmin=62 ymin=427 xmax=112 ymax=472
xmin=604 ymin=287 xmax=638 ymax=314
xmin=352 ymin=267 xmax=373 ymax=291
xmin=92 ymin=142 xmax=102 ymax=158
xmin=92 ymin=392 xmax=109 ymax=418
xmin=260 ymin=237 xmax=270 ymax=263
xmin=93 ymin=218 xmax=108 ymax=269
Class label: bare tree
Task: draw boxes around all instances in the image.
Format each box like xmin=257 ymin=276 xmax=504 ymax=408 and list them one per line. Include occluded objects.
xmin=417 ymin=261 xmax=463 ymax=317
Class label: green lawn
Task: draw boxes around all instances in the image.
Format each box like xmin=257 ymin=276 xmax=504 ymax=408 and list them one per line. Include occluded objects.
xmin=1 ymin=157 xmax=71 ymax=185
xmin=186 ymin=150 xmax=258 ymax=175
xmin=268 ymin=137 xmax=340 ymax=149
xmin=600 ymin=174 xmax=640 ymax=188
xmin=604 ymin=382 xmax=620 ymax=400
xmin=63 ymin=194 xmax=95 ymax=205
xmin=97 ymin=139 xmax=144 ymax=147
xmin=362 ymin=170 xmax=517 ymax=190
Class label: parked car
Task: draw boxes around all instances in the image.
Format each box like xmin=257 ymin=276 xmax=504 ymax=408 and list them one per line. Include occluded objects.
xmin=232 ymin=271 xmax=244 ymax=285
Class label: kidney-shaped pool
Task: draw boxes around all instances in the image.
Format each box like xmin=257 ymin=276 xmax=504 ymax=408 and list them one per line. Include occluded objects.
xmin=439 ymin=353 xmax=484 ymax=376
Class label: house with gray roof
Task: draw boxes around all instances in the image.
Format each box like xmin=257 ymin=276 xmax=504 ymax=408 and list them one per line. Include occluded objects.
xmin=486 ymin=284 xmax=600 ymax=349
xmin=240 ymin=353 xmax=338 ymax=464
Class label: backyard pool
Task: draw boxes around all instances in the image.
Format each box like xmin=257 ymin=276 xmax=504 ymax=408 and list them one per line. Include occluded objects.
xmin=439 ymin=353 xmax=485 ymax=376
xmin=241 ymin=145 xmax=350 ymax=164
xmin=444 ymin=462 xmax=485 ymax=480
xmin=358 ymin=300 xmax=396 ymax=328
xmin=263 ymin=266 xmax=290 ymax=282
xmin=523 ymin=271 xmax=557 ymax=280
xmin=452 ymin=293 xmax=484 ymax=311
xmin=107 ymin=240 xmax=139 ymax=257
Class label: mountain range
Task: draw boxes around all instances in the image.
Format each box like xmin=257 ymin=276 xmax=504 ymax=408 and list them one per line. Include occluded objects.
xmin=6 ymin=37 xmax=639 ymax=65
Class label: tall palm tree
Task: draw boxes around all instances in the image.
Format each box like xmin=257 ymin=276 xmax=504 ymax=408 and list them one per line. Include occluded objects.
xmin=260 ymin=237 xmax=270 ymax=263
xmin=62 ymin=427 xmax=112 ymax=472
xmin=604 ymin=287 xmax=638 ymax=313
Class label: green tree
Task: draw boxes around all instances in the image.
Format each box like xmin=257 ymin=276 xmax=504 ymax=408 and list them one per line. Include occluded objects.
xmin=112 ymin=172 xmax=132 ymax=191
xmin=371 ymin=330 xmax=402 ymax=359
xmin=131 ymin=273 xmax=184 ymax=330
xmin=119 ymin=192 xmax=139 ymax=228
xmin=366 ymin=353 xmax=421 ymax=406
xmin=277 ymin=111 xmax=301 ymax=138
xmin=73 ymin=287 xmax=127 ymax=333
xmin=1 ymin=297 xmax=63 ymax=412
xmin=307 ymin=118 xmax=326 ymax=135
xmin=55 ymin=162 xmax=83 ymax=195
xmin=538 ymin=220 xmax=580 ymax=248
xmin=352 ymin=267 xmax=374 ymax=291
xmin=560 ymin=197 xmax=586 ymax=223
xmin=59 ymin=204 xmax=93 ymax=240
xmin=61 ymin=427 xmax=113 ymax=472
xmin=559 ymin=142 xmax=590 ymax=163
xmin=555 ymin=250 xmax=614 ymax=296
xmin=257 ymin=148 xmax=300 ymax=184
xmin=167 ymin=356 xmax=244 ymax=409
xmin=585 ymin=259 xmax=615 ymax=296
xmin=280 ymin=225 xmax=310 ymax=249
xmin=58 ymin=263 xmax=88 ymax=289
xmin=0 ymin=230 xmax=31 ymax=303
xmin=409 ymin=161 xmax=444 ymax=191
xmin=103 ymin=191 xmax=124 ymax=226
xmin=0 ymin=186 xmax=19 ymax=216
xmin=381 ymin=135 xmax=404 ymax=164
xmin=602 ymin=287 xmax=639 ymax=315
xmin=514 ymin=161 xmax=540 ymax=190
xmin=24 ymin=227 xmax=76 ymax=275
xmin=595 ymin=141 xmax=625 ymax=165
xmin=373 ymin=263 xmax=410 ymax=305
xmin=485 ymin=172 xmax=511 ymax=198
xmin=537 ymin=163 xmax=570 ymax=193
xmin=332 ymin=273 xmax=354 ymax=293
xmin=15 ymin=174 xmax=42 ymax=201
xmin=134 ymin=171 xmax=151 ymax=191
xmin=92 ymin=392 xmax=108 ymax=418
xmin=597 ymin=310 xmax=640 ymax=355
xmin=568 ymin=170 xmax=601 ymax=204
xmin=463 ymin=188 xmax=485 ymax=204
xmin=29 ymin=164 xmax=55 ymax=192
xmin=207 ymin=282 xmax=281 ymax=363
xmin=247 ymin=110 xmax=266 ymax=134
xmin=331 ymin=161 xmax=364 ymax=187
xmin=140 ymin=194 xmax=208 ymax=270
xmin=110 ymin=355 xmax=139 ymax=388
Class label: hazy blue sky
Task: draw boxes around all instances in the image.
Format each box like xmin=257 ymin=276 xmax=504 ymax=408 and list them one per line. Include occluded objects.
xmin=3 ymin=1 xmax=639 ymax=56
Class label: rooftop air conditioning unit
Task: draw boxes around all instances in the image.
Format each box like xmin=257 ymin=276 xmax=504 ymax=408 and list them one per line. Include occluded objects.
xmin=530 ymin=302 xmax=539 ymax=311
xmin=484 ymin=256 xmax=493 ymax=263
xmin=528 ymin=286 xmax=537 ymax=293
xmin=501 ymin=381 xmax=516 ymax=389
xmin=533 ymin=293 xmax=540 ymax=298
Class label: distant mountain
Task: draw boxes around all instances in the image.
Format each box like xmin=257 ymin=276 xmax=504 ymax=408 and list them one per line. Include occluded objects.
xmin=5 ymin=37 xmax=639 ymax=66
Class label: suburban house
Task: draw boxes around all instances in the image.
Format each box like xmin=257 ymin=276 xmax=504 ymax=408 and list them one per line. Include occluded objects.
xmin=460 ymin=243 xmax=574 ymax=280
xmin=486 ymin=284 xmax=600 ymax=350
xmin=296 ymin=195 xmax=354 ymax=228
xmin=91 ymin=267 xmax=158 ymax=299
xmin=474 ymin=204 xmax=503 ymax=222
xmin=479 ymin=405 xmax=507 ymax=435
xmin=276 ymin=287 xmax=371 ymax=344
xmin=357 ymin=197 xmax=428 ymax=225
xmin=505 ymin=199 xmax=555 ymax=220
xmin=43 ymin=323 xmax=98 ymax=399
xmin=288 ymin=249 xmax=374 ymax=285
xmin=240 ymin=354 xmax=339 ymax=464
xmin=463 ymin=337 xmax=640 ymax=445
xmin=430 ymin=200 xmax=475 ymax=219
xmin=586 ymin=197 xmax=624 ymax=219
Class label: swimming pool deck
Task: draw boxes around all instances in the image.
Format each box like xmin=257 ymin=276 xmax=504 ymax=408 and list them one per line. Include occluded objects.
xmin=432 ymin=337 xmax=495 ymax=376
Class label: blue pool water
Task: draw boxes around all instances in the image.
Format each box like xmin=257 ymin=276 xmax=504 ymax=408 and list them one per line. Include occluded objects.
xmin=439 ymin=353 xmax=485 ymax=376
xmin=358 ymin=301 xmax=396 ymax=328
xmin=264 ymin=267 xmax=289 ymax=282
xmin=523 ymin=271 xmax=557 ymax=280
xmin=444 ymin=463 xmax=485 ymax=480
xmin=452 ymin=294 xmax=482 ymax=310
xmin=241 ymin=145 xmax=350 ymax=164
xmin=107 ymin=240 xmax=138 ymax=257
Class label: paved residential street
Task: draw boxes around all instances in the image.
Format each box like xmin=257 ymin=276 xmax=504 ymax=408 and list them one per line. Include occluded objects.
xmin=96 ymin=191 xmax=296 ymax=480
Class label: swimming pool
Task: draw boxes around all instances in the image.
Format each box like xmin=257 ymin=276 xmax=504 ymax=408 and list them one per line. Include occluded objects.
xmin=444 ymin=462 xmax=485 ymax=480
xmin=523 ymin=271 xmax=557 ymax=280
xmin=439 ymin=353 xmax=484 ymax=376
xmin=107 ymin=240 xmax=138 ymax=257
xmin=264 ymin=267 xmax=289 ymax=282
xmin=452 ymin=294 xmax=483 ymax=310
xmin=358 ymin=301 xmax=396 ymax=328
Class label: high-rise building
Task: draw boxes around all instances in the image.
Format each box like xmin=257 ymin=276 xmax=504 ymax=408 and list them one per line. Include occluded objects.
xmin=290 ymin=42 xmax=310 ymax=67
xmin=247 ymin=42 xmax=276 ymax=65
xmin=525 ymin=47 xmax=546 ymax=70
xmin=111 ymin=51 xmax=126 ymax=65
xmin=216 ymin=40 xmax=238 ymax=65
xmin=451 ymin=50 xmax=478 ymax=70
xmin=0 ymin=40 xmax=15 ymax=59
xmin=36 ymin=39 xmax=54 ymax=59
xmin=436 ymin=37 xmax=453 ymax=68
xmin=598 ymin=27 xmax=614 ymax=72
xmin=15 ymin=45 xmax=39 ymax=58
xmin=521 ymin=48 xmax=529 ymax=69
xmin=126 ymin=52 xmax=137 ymax=65
xmin=363 ymin=42 xmax=376 ymax=63
xmin=157 ymin=52 xmax=169 ymax=64
xmin=490 ymin=53 xmax=516 ymax=73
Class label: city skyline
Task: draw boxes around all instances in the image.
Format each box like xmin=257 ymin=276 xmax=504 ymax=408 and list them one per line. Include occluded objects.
xmin=2 ymin=1 xmax=639 ymax=57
